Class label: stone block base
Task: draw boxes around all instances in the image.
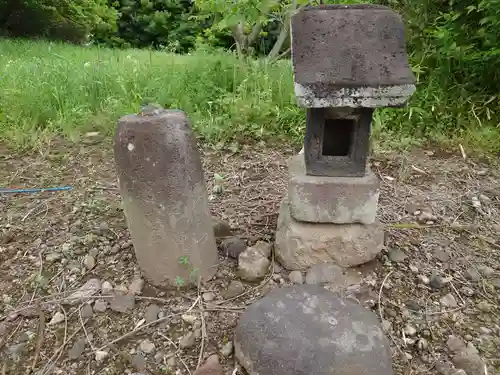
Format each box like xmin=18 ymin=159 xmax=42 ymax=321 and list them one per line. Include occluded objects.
xmin=275 ymin=200 xmax=384 ymax=271
xmin=288 ymin=155 xmax=380 ymax=224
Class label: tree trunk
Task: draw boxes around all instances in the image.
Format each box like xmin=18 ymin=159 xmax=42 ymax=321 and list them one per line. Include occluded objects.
xmin=267 ymin=0 xmax=297 ymax=61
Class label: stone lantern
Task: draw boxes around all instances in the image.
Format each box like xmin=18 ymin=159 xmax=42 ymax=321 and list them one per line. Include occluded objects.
xmin=275 ymin=4 xmax=415 ymax=271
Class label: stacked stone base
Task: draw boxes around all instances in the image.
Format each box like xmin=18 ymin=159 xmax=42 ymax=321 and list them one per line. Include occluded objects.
xmin=275 ymin=155 xmax=384 ymax=271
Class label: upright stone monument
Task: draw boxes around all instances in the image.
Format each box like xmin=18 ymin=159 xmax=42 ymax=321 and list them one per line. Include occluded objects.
xmin=114 ymin=106 xmax=218 ymax=287
xmin=275 ymin=4 xmax=415 ymax=270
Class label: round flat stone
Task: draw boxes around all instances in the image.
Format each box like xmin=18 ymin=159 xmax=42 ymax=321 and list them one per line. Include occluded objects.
xmin=234 ymin=285 xmax=392 ymax=375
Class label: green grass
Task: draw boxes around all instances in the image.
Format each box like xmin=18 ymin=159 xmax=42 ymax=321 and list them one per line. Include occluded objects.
xmin=0 ymin=38 xmax=499 ymax=152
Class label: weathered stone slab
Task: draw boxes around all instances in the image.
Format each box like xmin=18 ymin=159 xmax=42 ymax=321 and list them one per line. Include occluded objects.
xmin=288 ymin=155 xmax=380 ymax=224
xmin=114 ymin=107 xmax=218 ymax=287
xmin=275 ymin=200 xmax=383 ymax=270
xmin=234 ymin=285 xmax=393 ymax=375
xmin=291 ymin=4 xmax=415 ymax=108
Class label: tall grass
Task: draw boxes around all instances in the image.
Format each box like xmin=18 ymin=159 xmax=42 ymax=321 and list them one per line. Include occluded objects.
xmin=0 ymin=38 xmax=498 ymax=152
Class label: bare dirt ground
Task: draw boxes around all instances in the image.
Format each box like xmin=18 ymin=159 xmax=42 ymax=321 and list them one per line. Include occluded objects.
xmin=1 ymin=139 xmax=500 ymax=375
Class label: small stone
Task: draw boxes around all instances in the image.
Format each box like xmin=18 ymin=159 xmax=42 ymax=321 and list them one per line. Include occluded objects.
xmin=101 ymin=281 xmax=113 ymax=294
xmin=93 ymin=300 xmax=108 ymax=312
xmin=64 ymin=278 xmax=101 ymax=305
xmin=288 ymin=270 xmax=303 ymax=284
xmin=404 ymin=324 xmax=417 ymax=336
xmin=182 ymin=314 xmax=198 ymax=324
xmin=251 ymin=241 xmax=272 ymax=258
xmin=479 ymin=327 xmax=491 ymax=335
xmin=418 ymin=275 xmax=430 ymax=285
xmin=220 ymin=341 xmax=233 ymax=357
xmin=132 ymin=353 xmax=146 ymax=370
xmin=409 ymin=265 xmax=419 ymax=273
xmin=478 ymin=266 xmax=494 ymax=277
xmin=430 ymin=274 xmax=449 ymax=289
xmin=435 ymin=360 xmax=453 ymax=375
xmin=129 ymin=277 xmax=145 ymax=295
xmin=95 ymin=350 xmax=108 ymax=363
xmin=49 ymin=311 xmax=65 ymax=325
xmin=460 ymin=286 xmax=474 ymax=297
xmin=110 ymin=245 xmax=120 ymax=254
xmin=114 ymin=284 xmax=128 ymax=295
xmin=179 ymin=332 xmax=196 ymax=349
xmin=193 ymin=354 xmax=223 ymax=375
xmin=203 ymin=292 xmax=215 ymax=302
xmin=81 ymin=304 xmax=94 ymax=318
xmin=139 ymin=339 xmax=156 ymax=354
xmin=433 ymin=249 xmax=450 ymax=263
xmin=46 ymin=252 xmax=62 ymax=263
xmin=388 ymin=248 xmax=407 ymax=263
xmin=83 ymin=254 xmax=96 ymax=270
xmin=99 ymin=222 xmax=109 ymax=231
xmin=305 ymin=263 xmax=348 ymax=285
xmin=464 ymin=334 xmax=473 ymax=341
xmin=145 ymin=304 xmax=161 ymax=323
xmin=222 ymin=237 xmax=246 ymax=259
xmin=224 ymin=281 xmax=245 ymax=299
xmin=382 ymin=320 xmax=392 ymax=332
xmin=88 ymin=248 xmax=99 ymax=259
xmin=238 ymin=247 xmax=270 ymax=282
xmin=440 ymin=293 xmax=458 ymax=308
xmin=213 ymin=218 xmax=232 ymax=239
xmin=167 ymin=356 xmax=176 ymax=368
xmin=477 ymin=301 xmax=492 ymax=312
xmin=465 ymin=268 xmax=481 ymax=282
xmin=451 ymin=370 xmax=467 ymax=375
xmin=110 ymin=294 xmax=135 ymax=312
xmin=68 ymin=338 xmax=87 ymax=359
xmin=447 ymin=335 xmax=467 ymax=353
xmin=453 ymin=352 xmax=487 ymax=375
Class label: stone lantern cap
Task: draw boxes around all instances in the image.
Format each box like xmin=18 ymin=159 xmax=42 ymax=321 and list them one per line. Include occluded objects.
xmin=291 ymin=4 xmax=416 ymax=108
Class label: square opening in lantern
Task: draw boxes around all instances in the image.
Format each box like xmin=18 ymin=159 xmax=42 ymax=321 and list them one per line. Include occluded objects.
xmin=322 ymin=118 xmax=355 ymax=157
xmin=303 ymin=108 xmax=373 ymax=177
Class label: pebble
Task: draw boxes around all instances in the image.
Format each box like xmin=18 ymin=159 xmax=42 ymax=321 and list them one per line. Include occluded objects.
xmin=110 ymin=294 xmax=135 ymax=312
xmin=433 ymin=248 xmax=450 ymax=263
xmin=238 ymin=247 xmax=270 ymax=281
xmin=464 ymin=334 xmax=473 ymax=341
xmin=132 ymin=353 xmax=146 ymax=370
xmin=95 ymin=350 xmax=108 ymax=363
xmin=64 ymin=278 xmax=101 ymax=305
xmin=81 ymin=304 xmax=94 ymax=318
xmin=110 ymin=245 xmax=120 ymax=254
xmin=288 ymin=271 xmax=303 ymax=284
xmin=447 ymin=335 xmax=467 ymax=353
xmin=460 ymin=286 xmax=474 ymax=297
xmin=388 ymin=248 xmax=408 ymax=263
xmin=252 ymin=241 xmax=272 ymax=258
xmin=221 ymin=237 xmax=246 ymax=259
xmin=477 ymin=301 xmax=492 ymax=312
xmin=440 ymin=293 xmax=458 ymax=308
xmin=93 ymin=300 xmax=108 ymax=312
xmin=83 ymin=254 xmax=96 ymax=270
xmin=213 ymin=218 xmax=233 ymax=239
xmin=139 ymin=339 xmax=156 ymax=354
xmin=464 ymin=268 xmax=481 ymax=282
xmin=193 ymin=354 xmax=223 ymax=375
xmin=404 ymin=324 xmax=417 ymax=336
xmin=220 ymin=341 xmax=233 ymax=357
xmin=203 ymin=292 xmax=215 ymax=302
xmin=68 ymin=338 xmax=87 ymax=359
xmin=101 ymin=281 xmax=113 ymax=294
xmin=182 ymin=314 xmax=198 ymax=324
xmin=479 ymin=327 xmax=491 ymax=335
xmin=382 ymin=320 xmax=392 ymax=331
xmin=418 ymin=275 xmax=430 ymax=285
xmin=49 ymin=311 xmax=65 ymax=325
xmin=179 ymin=332 xmax=196 ymax=349
xmin=88 ymin=248 xmax=99 ymax=259
xmin=305 ymin=263 xmax=345 ymax=285
xmin=430 ymin=274 xmax=449 ymax=289
xmin=129 ymin=277 xmax=145 ymax=295
xmin=409 ymin=265 xmax=419 ymax=273
xmin=478 ymin=266 xmax=494 ymax=277
xmin=167 ymin=356 xmax=176 ymax=368
xmin=145 ymin=304 xmax=161 ymax=323
xmin=114 ymin=284 xmax=129 ymax=295
xmin=46 ymin=252 xmax=62 ymax=263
